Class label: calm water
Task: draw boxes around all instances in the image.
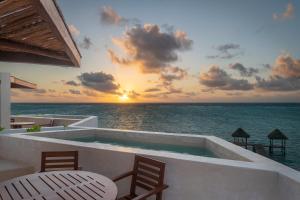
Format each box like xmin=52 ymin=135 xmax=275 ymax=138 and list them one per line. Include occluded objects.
xmin=67 ymin=136 xmax=216 ymax=158
xmin=11 ymin=103 xmax=300 ymax=170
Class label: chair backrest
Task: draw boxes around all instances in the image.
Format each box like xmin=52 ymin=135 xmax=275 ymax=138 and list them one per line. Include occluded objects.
xmin=41 ymin=151 xmax=78 ymax=172
xmin=130 ymin=155 xmax=166 ymax=196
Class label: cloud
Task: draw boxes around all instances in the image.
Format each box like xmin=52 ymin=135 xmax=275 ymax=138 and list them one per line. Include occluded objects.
xmin=160 ymin=66 xmax=188 ymax=86
xmin=78 ymin=72 xmax=120 ymax=94
xmin=65 ymin=80 xmax=80 ymax=86
xmin=109 ymin=24 xmax=193 ymax=73
xmin=256 ymin=76 xmax=300 ymax=91
xmin=263 ymin=64 xmax=272 ymax=69
xmin=69 ymin=89 xmax=81 ymax=95
xmin=35 ymin=89 xmax=47 ymax=94
xmin=127 ymin=90 xmax=140 ymax=99
xmin=21 ymin=88 xmax=46 ymax=93
xmin=144 ymin=88 xmax=161 ymax=92
xmin=199 ymin=66 xmax=254 ymax=91
xmin=82 ymin=90 xmax=101 ymax=97
xmin=108 ymin=49 xmax=132 ymax=65
xmin=256 ymin=54 xmax=300 ymax=91
xmin=48 ymin=89 xmax=56 ymax=93
xmin=10 ymin=90 xmax=20 ymax=97
xmin=79 ymin=37 xmax=93 ymax=49
xmin=19 ymin=88 xmax=48 ymax=97
xmin=100 ymin=6 xmax=139 ymax=26
xmin=229 ymin=63 xmax=259 ymax=77
xmin=272 ymin=54 xmax=300 ymax=78
xmin=100 ymin=6 xmax=127 ymax=26
xmin=161 ymin=87 xmax=183 ymax=95
xmin=273 ymin=3 xmax=295 ymax=21
xmin=207 ymin=43 xmax=243 ymax=59
xmin=68 ymin=24 xmax=80 ymax=37
xmin=143 ymin=87 xmax=184 ymax=98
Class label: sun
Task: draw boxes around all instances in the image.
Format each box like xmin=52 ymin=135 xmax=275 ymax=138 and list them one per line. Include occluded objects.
xmin=119 ymin=94 xmax=129 ymax=102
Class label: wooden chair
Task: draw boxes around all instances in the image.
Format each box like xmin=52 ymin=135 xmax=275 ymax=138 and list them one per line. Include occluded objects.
xmin=113 ymin=155 xmax=168 ymax=200
xmin=41 ymin=151 xmax=79 ymax=172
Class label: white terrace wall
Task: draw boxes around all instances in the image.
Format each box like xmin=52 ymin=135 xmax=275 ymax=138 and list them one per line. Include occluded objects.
xmin=0 ymin=133 xmax=287 ymax=200
xmin=69 ymin=116 xmax=98 ymax=128
xmin=13 ymin=116 xmax=80 ymax=127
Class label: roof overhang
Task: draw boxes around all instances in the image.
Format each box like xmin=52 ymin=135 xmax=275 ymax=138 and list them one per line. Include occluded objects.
xmin=10 ymin=75 xmax=36 ymax=89
xmin=0 ymin=0 xmax=81 ymax=67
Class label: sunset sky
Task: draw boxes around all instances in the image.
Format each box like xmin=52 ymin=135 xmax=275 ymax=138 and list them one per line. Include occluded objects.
xmin=1 ymin=0 xmax=300 ymax=103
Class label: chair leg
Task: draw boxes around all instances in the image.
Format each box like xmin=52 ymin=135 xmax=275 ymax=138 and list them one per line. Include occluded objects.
xmin=156 ymin=192 xmax=162 ymax=200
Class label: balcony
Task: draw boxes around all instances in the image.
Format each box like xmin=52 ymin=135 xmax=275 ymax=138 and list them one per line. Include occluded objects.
xmin=0 ymin=114 xmax=299 ymax=200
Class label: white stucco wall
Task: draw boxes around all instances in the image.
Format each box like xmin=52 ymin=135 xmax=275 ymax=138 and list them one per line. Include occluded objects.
xmin=69 ymin=116 xmax=98 ymax=128
xmin=0 ymin=130 xmax=299 ymax=200
xmin=13 ymin=116 xmax=80 ymax=127
xmin=0 ymin=73 xmax=11 ymax=129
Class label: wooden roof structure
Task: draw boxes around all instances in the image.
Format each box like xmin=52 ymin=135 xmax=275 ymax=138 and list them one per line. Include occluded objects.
xmin=268 ymin=129 xmax=288 ymax=140
xmin=10 ymin=75 xmax=36 ymax=88
xmin=0 ymin=0 xmax=81 ymax=67
xmin=232 ymin=128 xmax=250 ymax=138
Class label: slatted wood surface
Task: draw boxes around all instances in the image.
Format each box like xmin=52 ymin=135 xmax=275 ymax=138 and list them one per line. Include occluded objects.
xmin=0 ymin=0 xmax=81 ymax=67
xmin=0 ymin=171 xmax=117 ymax=200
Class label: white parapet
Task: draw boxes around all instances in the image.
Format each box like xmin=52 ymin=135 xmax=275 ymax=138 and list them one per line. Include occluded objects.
xmin=0 ymin=73 xmax=11 ymax=129
xmin=1 ymin=128 xmax=299 ymax=200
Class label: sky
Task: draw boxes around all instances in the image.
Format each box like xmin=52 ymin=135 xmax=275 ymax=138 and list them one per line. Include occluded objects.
xmin=1 ymin=0 xmax=300 ymax=103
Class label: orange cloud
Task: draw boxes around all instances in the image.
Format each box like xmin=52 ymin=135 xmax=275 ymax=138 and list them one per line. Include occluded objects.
xmin=273 ymin=54 xmax=300 ymax=78
xmin=273 ymin=3 xmax=295 ymax=21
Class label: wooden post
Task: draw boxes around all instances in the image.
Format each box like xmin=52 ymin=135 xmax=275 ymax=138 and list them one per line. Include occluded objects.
xmin=269 ymin=139 xmax=272 ymax=154
xmin=283 ymin=140 xmax=286 ymax=156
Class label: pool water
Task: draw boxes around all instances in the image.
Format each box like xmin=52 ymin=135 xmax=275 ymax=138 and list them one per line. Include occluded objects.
xmin=67 ymin=136 xmax=217 ymax=158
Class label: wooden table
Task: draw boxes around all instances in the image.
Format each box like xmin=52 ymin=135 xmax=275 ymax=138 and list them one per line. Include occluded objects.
xmin=0 ymin=171 xmax=118 ymax=200
xmin=10 ymin=122 xmax=35 ymax=129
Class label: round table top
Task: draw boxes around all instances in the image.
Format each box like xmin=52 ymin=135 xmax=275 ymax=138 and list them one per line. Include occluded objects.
xmin=0 ymin=170 xmax=118 ymax=200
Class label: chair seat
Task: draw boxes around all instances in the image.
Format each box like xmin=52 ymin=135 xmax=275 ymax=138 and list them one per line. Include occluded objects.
xmin=118 ymin=194 xmax=137 ymax=200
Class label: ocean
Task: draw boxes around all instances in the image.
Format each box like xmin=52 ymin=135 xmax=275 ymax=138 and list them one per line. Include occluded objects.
xmin=11 ymin=103 xmax=300 ymax=171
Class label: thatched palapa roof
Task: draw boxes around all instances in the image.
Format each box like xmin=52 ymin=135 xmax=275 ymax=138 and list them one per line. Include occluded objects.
xmin=231 ymin=128 xmax=250 ymax=138
xmin=268 ymin=129 xmax=288 ymax=140
xmin=0 ymin=0 xmax=81 ymax=67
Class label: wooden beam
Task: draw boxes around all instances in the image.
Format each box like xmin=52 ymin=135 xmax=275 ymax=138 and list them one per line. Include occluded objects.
xmin=0 ymin=38 xmax=69 ymax=61
xmin=10 ymin=76 xmax=37 ymax=89
xmin=32 ymin=0 xmax=81 ymax=67
xmin=0 ymin=51 xmax=74 ymax=66
xmin=0 ymin=0 xmax=32 ymax=16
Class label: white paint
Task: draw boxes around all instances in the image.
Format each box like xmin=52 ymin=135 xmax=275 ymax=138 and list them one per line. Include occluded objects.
xmin=0 ymin=128 xmax=299 ymax=200
xmin=70 ymin=115 xmax=98 ymax=128
xmin=0 ymin=73 xmax=11 ymax=129
xmin=13 ymin=116 xmax=80 ymax=127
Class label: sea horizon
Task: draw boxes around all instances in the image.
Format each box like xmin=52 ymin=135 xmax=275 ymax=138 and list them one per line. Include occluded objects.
xmin=11 ymin=102 xmax=300 ymax=104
